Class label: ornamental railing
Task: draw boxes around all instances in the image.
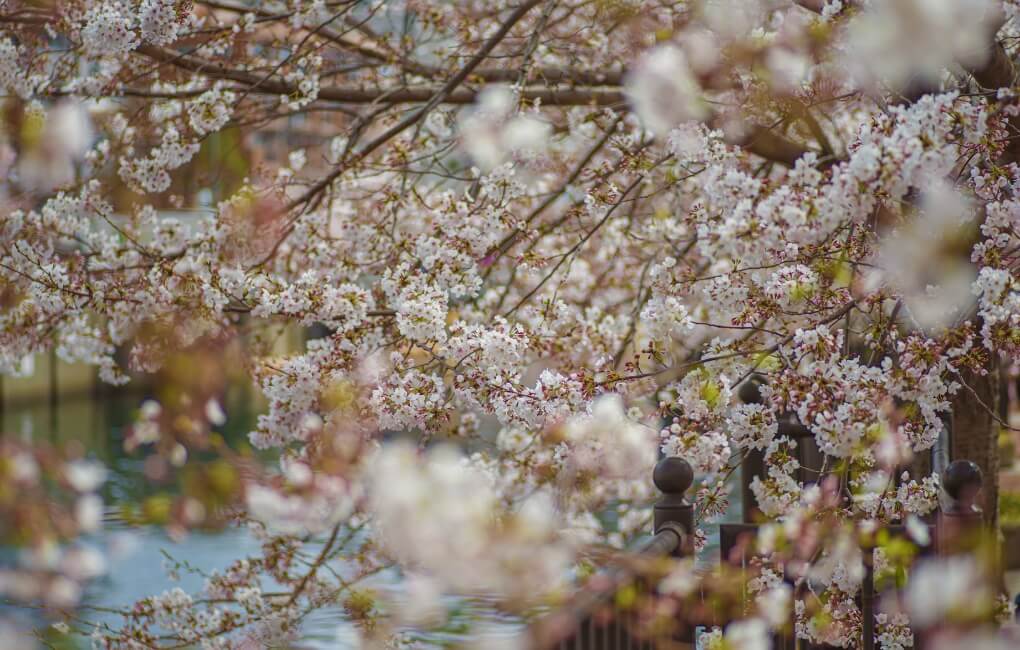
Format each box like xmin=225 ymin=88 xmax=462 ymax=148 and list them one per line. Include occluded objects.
xmin=528 ymin=453 xmax=988 ymax=650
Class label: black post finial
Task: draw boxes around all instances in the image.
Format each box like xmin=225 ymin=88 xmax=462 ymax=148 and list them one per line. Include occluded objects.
xmin=942 ymin=459 xmax=983 ymax=514
xmin=653 ymin=456 xmax=694 ymax=496
xmin=737 ymin=374 xmax=767 ymax=404
xmin=937 ymin=459 xmax=985 ymax=556
xmin=653 ymin=456 xmax=694 ymax=547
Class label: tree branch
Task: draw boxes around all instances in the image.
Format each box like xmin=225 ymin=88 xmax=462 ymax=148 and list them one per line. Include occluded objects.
xmin=136 ymin=44 xmax=625 ymax=106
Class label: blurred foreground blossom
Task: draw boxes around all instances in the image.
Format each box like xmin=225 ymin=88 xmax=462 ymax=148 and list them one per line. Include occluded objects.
xmin=459 ymin=86 xmax=551 ymax=171
xmin=244 ymin=475 xmax=357 ymax=537
xmin=14 ymin=101 xmax=93 ymax=192
xmin=929 ymin=628 xmax=1020 ymax=650
xmin=699 ymin=618 xmax=770 ymax=650
xmin=848 ymin=0 xmax=1001 ymax=90
xmin=559 ymin=393 xmax=658 ymax=479
xmin=904 ymin=556 xmax=997 ymax=628
xmin=626 ymin=44 xmax=707 ymax=136
xmin=64 ymin=459 xmax=107 ymax=493
xmin=367 ymin=442 xmax=572 ymax=601
xmin=875 ymin=182 xmax=978 ymax=329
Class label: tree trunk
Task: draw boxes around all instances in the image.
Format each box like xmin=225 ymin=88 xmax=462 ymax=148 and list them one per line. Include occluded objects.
xmin=950 ymin=359 xmax=1001 ymax=528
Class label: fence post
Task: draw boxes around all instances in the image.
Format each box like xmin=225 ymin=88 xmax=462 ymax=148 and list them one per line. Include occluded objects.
xmin=923 ymin=459 xmax=988 ymax=648
xmin=937 ymin=459 xmax=984 ymax=555
xmin=737 ymin=375 xmax=823 ymax=518
xmin=653 ymin=456 xmax=694 ymax=555
xmin=738 ymin=377 xmax=765 ymax=522
xmin=862 ymin=547 xmax=875 ymax=650
xmin=49 ymin=348 xmax=59 ymax=434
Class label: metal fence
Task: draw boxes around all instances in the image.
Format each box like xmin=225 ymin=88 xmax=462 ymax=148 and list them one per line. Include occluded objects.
xmin=529 ymin=453 xmax=988 ymax=650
